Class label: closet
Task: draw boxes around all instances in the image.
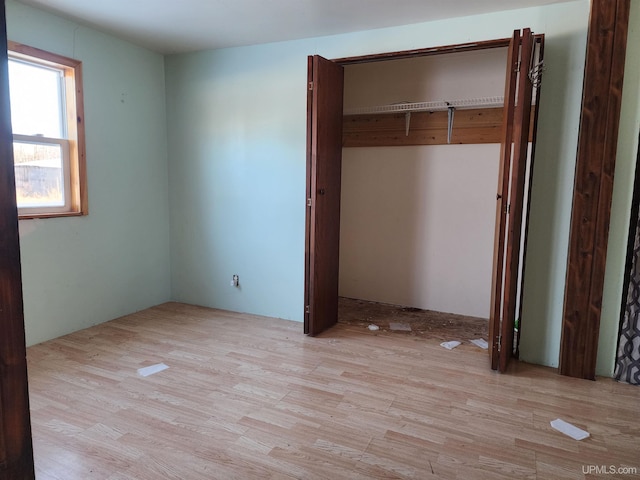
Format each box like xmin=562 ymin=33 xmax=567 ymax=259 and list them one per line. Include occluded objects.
xmin=339 ymin=48 xmax=507 ymax=322
xmin=305 ymin=30 xmax=543 ymax=372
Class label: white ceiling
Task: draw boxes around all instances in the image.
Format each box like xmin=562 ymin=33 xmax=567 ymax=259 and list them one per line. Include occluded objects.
xmin=17 ymin=0 xmax=574 ymax=54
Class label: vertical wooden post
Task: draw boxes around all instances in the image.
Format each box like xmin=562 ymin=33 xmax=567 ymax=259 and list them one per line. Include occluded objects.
xmin=0 ymin=0 xmax=35 ymax=477
xmin=560 ymin=0 xmax=630 ymax=379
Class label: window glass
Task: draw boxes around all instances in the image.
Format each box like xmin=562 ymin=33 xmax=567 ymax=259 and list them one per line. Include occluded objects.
xmin=8 ymin=59 xmax=64 ymax=138
xmin=13 ymin=141 xmax=65 ymax=207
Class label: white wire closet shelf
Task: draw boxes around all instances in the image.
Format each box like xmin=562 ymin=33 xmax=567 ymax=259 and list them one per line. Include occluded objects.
xmin=344 ymin=96 xmax=505 ymax=115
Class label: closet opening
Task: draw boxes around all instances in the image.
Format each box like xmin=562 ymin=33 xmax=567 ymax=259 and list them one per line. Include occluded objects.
xmin=338 ymin=47 xmax=509 ymax=348
xmin=305 ymin=31 xmax=543 ymax=372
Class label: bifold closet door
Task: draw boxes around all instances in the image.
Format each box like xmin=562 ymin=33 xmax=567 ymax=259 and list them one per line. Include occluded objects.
xmin=489 ymin=28 xmax=538 ymax=372
xmin=304 ymin=55 xmax=344 ymax=336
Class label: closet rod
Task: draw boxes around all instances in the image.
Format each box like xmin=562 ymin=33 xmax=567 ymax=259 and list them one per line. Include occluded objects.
xmin=344 ymin=95 xmax=504 ymax=116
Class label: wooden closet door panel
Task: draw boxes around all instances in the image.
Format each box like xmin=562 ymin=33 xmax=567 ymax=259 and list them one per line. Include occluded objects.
xmin=514 ymin=35 xmax=545 ymax=358
xmin=500 ymin=28 xmax=535 ymax=372
xmin=490 ymin=28 xmax=540 ymax=372
xmin=489 ymin=29 xmax=519 ymax=370
xmin=304 ymin=55 xmax=344 ymax=336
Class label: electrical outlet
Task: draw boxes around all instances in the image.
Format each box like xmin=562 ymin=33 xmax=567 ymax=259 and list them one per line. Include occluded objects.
xmin=231 ymin=274 xmax=239 ymax=287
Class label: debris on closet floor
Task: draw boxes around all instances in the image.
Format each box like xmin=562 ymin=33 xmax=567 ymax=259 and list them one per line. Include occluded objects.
xmin=389 ymin=322 xmax=412 ymax=331
xmin=470 ymin=338 xmax=489 ymax=349
xmin=338 ymin=297 xmax=488 ymax=342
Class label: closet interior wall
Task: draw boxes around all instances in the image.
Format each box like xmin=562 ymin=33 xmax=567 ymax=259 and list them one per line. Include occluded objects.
xmin=339 ymin=48 xmax=508 ymax=319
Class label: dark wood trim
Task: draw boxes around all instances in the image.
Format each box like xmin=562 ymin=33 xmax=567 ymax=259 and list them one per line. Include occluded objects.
xmin=334 ymin=35 xmax=545 ymax=66
xmin=0 ymin=0 xmax=35 ymax=477
xmin=333 ymin=38 xmax=511 ymax=65
xmin=560 ymin=0 xmax=630 ymax=379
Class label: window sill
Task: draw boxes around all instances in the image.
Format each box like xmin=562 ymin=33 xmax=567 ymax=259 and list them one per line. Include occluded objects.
xmin=19 ymin=211 xmax=86 ymax=220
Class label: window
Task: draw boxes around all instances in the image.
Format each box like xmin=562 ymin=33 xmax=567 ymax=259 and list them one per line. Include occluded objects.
xmin=8 ymin=41 xmax=87 ymax=218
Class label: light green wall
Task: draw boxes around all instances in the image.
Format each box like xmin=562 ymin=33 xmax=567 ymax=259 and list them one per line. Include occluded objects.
xmin=6 ymin=0 xmax=172 ymax=345
xmin=165 ymin=45 xmax=306 ymax=320
xmin=165 ymin=1 xmax=592 ymax=369
xmin=597 ymin=1 xmax=640 ymax=377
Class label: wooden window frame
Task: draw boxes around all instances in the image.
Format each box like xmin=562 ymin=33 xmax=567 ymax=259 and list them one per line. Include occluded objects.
xmin=8 ymin=41 xmax=87 ymax=219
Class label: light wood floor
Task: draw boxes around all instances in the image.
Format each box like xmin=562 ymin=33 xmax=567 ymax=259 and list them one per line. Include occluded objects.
xmin=27 ymin=303 xmax=639 ymax=479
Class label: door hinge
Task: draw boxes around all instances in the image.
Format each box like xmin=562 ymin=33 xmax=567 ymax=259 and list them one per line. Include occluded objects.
xmin=308 ymin=81 xmax=314 ymax=91
xmin=516 ymin=60 xmax=521 ymax=73
xmin=497 ymin=335 xmax=502 ymax=352
xmin=307 ymin=198 xmax=312 ymax=207
xmin=505 ymin=203 xmax=511 ymax=215
xmin=305 ymin=305 xmax=310 ymax=314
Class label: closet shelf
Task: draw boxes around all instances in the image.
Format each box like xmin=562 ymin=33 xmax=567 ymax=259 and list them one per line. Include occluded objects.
xmin=344 ymin=96 xmax=504 ymax=116
xmin=342 ymin=104 xmax=537 ymax=147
